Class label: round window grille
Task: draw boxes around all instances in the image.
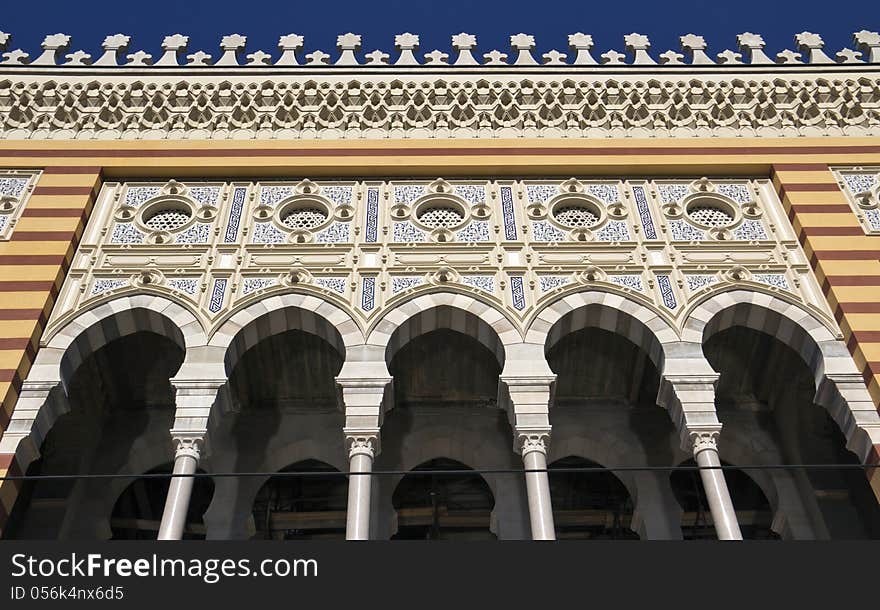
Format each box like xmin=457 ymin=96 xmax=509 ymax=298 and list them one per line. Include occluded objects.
xmin=280 ymin=207 xmax=328 ymax=230
xmin=553 ymin=205 xmax=599 ymax=228
xmin=144 ymin=207 xmax=191 ymax=231
xmin=417 ymin=206 xmax=465 ymax=229
xmin=687 ymin=205 xmax=734 ymax=227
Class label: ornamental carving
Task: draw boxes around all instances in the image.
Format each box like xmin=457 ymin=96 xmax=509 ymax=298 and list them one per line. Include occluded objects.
xmin=0 ymin=75 xmax=879 ymax=140
xmin=48 ymin=175 xmax=836 ymax=344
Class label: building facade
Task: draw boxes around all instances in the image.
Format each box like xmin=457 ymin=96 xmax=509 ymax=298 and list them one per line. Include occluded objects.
xmin=0 ymin=29 xmax=880 ymax=539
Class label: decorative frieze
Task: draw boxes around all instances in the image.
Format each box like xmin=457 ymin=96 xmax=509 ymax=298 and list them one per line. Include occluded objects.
xmin=49 ymin=175 xmax=829 ymax=342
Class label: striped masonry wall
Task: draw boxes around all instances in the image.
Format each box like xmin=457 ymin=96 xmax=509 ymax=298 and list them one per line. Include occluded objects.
xmin=0 ymin=138 xmax=879 ymax=533
xmin=0 ymin=165 xmax=101 ymax=528
xmin=771 ymin=163 xmax=880 ymax=496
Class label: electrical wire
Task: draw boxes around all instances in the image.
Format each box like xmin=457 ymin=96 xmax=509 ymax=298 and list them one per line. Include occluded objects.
xmin=2 ymin=462 xmax=878 ymax=481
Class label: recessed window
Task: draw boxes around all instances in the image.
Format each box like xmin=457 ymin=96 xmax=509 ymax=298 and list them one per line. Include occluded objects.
xmin=143 ymin=206 xmax=191 ymax=231
xmin=553 ymin=205 xmax=600 ymax=228
xmin=417 ymin=206 xmax=465 ymax=229
xmin=280 ymin=207 xmax=328 ymax=230
xmin=687 ymin=204 xmax=734 ymax=227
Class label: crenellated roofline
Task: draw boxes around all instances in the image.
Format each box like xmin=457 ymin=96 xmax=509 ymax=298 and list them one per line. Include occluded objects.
xmin=0 ymin=30 xmax=878 ymax=70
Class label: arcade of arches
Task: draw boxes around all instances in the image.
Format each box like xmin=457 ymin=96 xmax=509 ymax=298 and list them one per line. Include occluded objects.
xmin=3 ymin=296 xmax=880 ymax=541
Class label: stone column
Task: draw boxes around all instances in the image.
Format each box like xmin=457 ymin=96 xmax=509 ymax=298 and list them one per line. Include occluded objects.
xmin=157 ymin=376 xmax=225 ymax=541
xmin=158 ymin=436 xmax=202 ymax=540
xmin=345 ymin=432 xmax=379 ymax=540
xmin=659 ymin=371 xmax=742 ymax=540
xmin=337 ymin=369 xmax=391 ymax=541
xmin=517 ymin=429 xmax=556 ymax=540
xmin=688 ymin=427 xmax=742 ymax=540
xmin=501 ymin=370 xmax=557 ymax=541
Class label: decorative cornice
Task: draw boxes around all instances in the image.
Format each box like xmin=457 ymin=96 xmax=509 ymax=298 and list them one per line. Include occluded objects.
xmin=1 ymin=30 xmax=877 ymax=69
xmin=1 ymin=72 xmax=878 ymax=140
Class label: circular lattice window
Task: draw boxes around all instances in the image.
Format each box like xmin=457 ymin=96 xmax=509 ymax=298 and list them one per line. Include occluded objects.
xmin=143 ymin=206 xmax=192 ymax=231
xmin=553 ymin=205 xmax=600 ymax=228
xmin=280 ymin=207 xmax=328 ymax=230
xmin=417 ymin=206 xmax=465 ymax=229
xmin=686 ymin=203 xmax=735 ymax=227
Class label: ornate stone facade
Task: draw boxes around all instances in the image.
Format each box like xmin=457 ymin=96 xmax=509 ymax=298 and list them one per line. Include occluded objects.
xmin=1 ymin=28 xmax=880 ymax=542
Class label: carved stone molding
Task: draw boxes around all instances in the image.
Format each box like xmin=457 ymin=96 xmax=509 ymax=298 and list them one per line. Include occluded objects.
xmin=1 ymin=74 xmax=879 ymax=140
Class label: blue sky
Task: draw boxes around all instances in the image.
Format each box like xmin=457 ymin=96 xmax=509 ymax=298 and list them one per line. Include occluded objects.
xmin=1 ymin=0 xmax=877 ymax=62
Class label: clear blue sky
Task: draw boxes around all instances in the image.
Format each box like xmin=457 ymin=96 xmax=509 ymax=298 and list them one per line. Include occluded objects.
xmin=1 ymin=0 xmax=877 ymax=61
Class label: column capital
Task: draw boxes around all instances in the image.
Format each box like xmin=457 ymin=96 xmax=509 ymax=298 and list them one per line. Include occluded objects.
xmin=686 ymin=424 xmax=723 ymax=455
xmin=171 ymin=434 xmax=204 ymax=460
xmin=344 ymin=429 xmax=380 ymax=458
xmin=516 ymin=427 xmax=551 ymax=457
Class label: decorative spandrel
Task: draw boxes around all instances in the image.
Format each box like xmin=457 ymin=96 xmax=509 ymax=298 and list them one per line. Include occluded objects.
xmin=832 ymin=167 xmax=880 ymax=235
xmin=0 ymin=170 xmax=41 ymax=241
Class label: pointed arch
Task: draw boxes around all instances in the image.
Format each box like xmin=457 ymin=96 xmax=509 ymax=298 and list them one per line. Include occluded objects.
xmin=527 ymin=289 xmax=678 ymax=374
xmin=365 ymin=291 xmax=521 ymax=367
xmin=211 ymin=292 xmax=365 ymax=376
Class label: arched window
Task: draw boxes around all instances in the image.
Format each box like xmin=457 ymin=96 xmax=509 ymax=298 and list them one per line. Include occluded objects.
xmin=392 ymin=458 xmax=496 ymax=540
xmin=670 ymin=460 xmax=779 ymax=540
xmin=111 ymin=464 xmax=214 ymax=540
xmin=251 ymin=460 xmax=347 ymax=540
xmin=549 ymin=456 xmax=638 ymax=540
